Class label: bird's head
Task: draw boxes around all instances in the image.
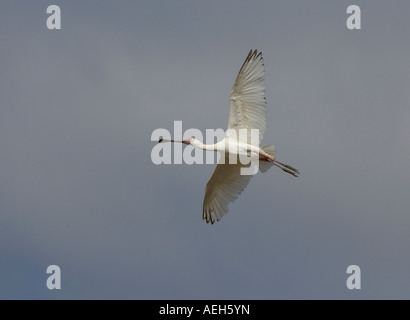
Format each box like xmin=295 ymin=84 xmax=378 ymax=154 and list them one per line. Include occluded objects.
xmin=158 ymin=138 xmax=191 ymax=145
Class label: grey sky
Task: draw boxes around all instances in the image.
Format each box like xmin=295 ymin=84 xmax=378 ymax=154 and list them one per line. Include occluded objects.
xmin=1 ymin=1 xmax=409 ymax=299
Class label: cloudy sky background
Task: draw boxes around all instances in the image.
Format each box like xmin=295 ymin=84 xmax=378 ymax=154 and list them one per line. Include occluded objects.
xmin=1 ymin=1 xmax=409 ymax=299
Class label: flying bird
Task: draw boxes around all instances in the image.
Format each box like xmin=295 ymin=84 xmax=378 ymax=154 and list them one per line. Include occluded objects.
xmin=159 ymin=50 xmax=299 ymax=224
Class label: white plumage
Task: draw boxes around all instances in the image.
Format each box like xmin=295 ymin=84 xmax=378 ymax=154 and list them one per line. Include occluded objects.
xmin=159 ymin=50 xmax=299 ymax=224
xmin=228 ymin=50 xmax=267 ymax=144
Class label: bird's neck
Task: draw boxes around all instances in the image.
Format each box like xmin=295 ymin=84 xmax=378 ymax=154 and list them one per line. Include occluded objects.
xmin=191 ymin=140 xmax=217 ymax=151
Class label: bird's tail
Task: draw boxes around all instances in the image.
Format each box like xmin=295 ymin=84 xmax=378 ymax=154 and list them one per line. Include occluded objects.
xmin=261 ymin=144 xmax=276 ymax=158
xmin=258 ymin=144 xmax=276 ymax=173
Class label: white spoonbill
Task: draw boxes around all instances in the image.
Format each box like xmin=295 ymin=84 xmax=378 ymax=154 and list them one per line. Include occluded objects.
xmin=159 ymin=50 xmax=298 ymax=224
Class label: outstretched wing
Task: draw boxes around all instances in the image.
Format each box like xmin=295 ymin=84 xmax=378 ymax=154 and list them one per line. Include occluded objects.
xmin=227 ymin=50 xmax=267 ymax=144
xmin=203 ymin=160 xmax=255 ymax=224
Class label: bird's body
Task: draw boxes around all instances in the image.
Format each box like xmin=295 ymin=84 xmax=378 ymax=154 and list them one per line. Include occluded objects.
xmin=159 ymin=50 xmax=298 ymax=224
xmin=189 ymin=138 xmax=267 ymax=160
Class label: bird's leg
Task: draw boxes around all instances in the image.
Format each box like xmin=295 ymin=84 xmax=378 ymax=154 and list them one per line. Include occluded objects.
xmin=258 ymin=152 xmax=299 ymax=177
xmin=274 ymin=160 xmax=300 ymax=175
xmin=272 ymin=162 xmax=299 ymax=177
